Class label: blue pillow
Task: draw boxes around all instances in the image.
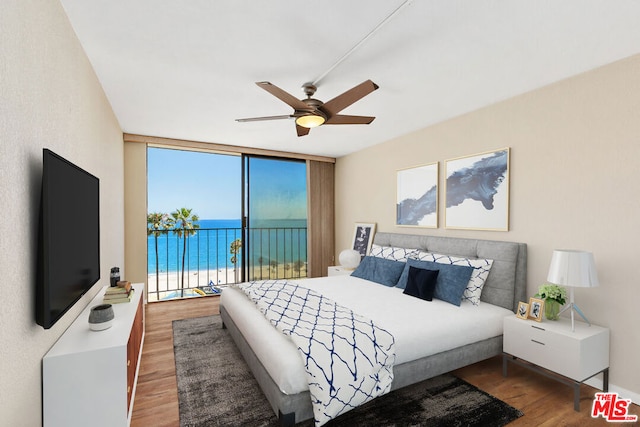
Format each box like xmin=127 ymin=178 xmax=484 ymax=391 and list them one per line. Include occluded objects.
xmin=350 ymin=256 xmax=406 ymax=287
xmin=397 ymin=258 xmax=474 ymax=306
xmin=403 ymin=266 xmax=439 ymax=301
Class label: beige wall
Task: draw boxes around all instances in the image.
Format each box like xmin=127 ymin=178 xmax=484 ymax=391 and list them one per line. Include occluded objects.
xmin=336 ymin=54 xmax=640 ymax=401
xmin=0 ymin=1 xmax=123 ymax=425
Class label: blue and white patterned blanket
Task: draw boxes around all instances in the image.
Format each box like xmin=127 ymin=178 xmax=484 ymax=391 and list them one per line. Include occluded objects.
xmin=234 ymin=280 xmax=396 ymax=426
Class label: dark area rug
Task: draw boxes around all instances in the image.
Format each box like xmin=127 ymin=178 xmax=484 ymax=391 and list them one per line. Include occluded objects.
xmin=173 ymin=315 xmax=522 ymax=427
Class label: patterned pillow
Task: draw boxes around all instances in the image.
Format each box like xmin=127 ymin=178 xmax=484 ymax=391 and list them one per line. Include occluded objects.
xmin=413 ymin=251 xmax=494 ymax=306
xmin=369 ymin=244 xmax=419 ymax=262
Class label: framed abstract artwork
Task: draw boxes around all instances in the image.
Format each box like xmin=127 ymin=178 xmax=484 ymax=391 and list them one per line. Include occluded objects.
xmin=396 ymin=162 xmax=438 ymax=228
xmin=444 ymin=148 xmax=510 ymax=231
xmin=351 ymin=223 xmax=376 ymax=257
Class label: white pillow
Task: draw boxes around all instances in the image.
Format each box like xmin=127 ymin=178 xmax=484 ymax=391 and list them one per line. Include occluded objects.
xmin=369 ymin=244 xmax=419 ymax=262
xmin=413 ymin=251 xmax=493 ymax=306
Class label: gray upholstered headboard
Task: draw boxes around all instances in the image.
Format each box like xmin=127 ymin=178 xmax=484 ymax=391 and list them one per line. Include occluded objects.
xmin=373 ymin=232 xmax=527 ymax=312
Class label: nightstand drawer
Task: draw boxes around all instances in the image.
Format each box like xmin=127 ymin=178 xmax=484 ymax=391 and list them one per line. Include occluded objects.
xmin=504 ymin=323 xmax=554 ymax=367
xmin=503 ymin=316 xmax=609 ymax=381
xmin=505 ymin=333 xmax=575 ymax=378
xmin=506 ymin=322 xmax=574 ymax=348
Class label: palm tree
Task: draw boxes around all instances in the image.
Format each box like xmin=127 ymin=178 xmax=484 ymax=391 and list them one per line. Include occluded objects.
xmin=284 ymin=263 xmax=291 ymax=278
xmin=270 ymin=260 xmax=278 ymax=275
xmin=293 ymin=260 xmax=305 ymax=277
xmin=230 ymin=238 xmax=242 ymax=284
xmin=171 ymin=208 xmax=200 ymax=297
xmin=147 ymin=213 xmax=174 ymax=294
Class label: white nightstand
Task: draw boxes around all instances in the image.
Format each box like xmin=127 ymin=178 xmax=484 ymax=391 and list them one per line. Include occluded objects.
xmin=327 ymin=266 xmax=353 ymax=277
xmin=503 ymin=315 xmax=609 ymax=411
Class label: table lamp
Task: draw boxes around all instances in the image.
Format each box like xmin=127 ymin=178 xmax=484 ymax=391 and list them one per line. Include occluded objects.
xmin=339 ymin=249 xmax=361 ymax=270
xmin=546 ymin=249 xmax=599 ymax=332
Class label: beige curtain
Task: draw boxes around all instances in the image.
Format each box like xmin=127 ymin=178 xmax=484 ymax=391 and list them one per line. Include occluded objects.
xmin=306 ymin=160 xmax=335 ymax=277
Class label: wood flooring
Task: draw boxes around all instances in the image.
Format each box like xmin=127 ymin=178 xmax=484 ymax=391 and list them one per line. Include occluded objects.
xmin=131 ymin=296 xmax=636 ymax=426
xmin=131 ymin=296 xmax=218 ymax=427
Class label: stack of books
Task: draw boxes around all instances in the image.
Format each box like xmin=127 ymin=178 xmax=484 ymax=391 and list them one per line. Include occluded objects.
xmin=103 ymin=281 xmax=134 ymax=304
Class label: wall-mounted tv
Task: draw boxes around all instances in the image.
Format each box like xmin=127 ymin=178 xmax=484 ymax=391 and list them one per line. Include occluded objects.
xmin=37 ymin=149 xmax=100 ymax=329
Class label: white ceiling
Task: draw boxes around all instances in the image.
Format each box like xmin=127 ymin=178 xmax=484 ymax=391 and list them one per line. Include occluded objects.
xmin=59 ymin=0 xmax=640 ymax=158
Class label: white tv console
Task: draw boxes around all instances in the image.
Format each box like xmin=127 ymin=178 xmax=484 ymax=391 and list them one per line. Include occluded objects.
xmin=43 ymin=283 xmax=145 ymax=427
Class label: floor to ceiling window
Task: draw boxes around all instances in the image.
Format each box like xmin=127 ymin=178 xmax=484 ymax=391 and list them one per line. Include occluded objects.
xmin=146 ymin=147 xmax=308 ymax=301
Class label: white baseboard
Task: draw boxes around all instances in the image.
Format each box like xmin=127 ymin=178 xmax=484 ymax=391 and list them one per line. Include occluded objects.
xmin=585 ymin=377 xmax=640 ymax=406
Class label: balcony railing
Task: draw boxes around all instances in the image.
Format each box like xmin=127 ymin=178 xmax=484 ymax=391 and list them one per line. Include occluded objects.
xmin=147 ymin=226 xmax=307 ymax=302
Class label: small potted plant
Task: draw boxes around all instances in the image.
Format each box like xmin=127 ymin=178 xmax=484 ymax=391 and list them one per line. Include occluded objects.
xmin=535 ymin=283 xmax=567 ymax=320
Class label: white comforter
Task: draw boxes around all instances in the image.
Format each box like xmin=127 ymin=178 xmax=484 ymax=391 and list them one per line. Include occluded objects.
xmin=233 ymin=279 xmax=395 ymax=426
xmin=220 ymin=274 xmax=513 ymax=395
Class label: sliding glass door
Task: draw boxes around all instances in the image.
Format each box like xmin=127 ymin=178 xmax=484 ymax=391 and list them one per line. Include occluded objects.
xmin=243 ymin=156 xmax=308 ymax=281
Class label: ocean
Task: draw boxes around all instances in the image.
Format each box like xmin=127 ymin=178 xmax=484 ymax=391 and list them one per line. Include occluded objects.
xmin=147 ymin=218 xmax=307 ymax=274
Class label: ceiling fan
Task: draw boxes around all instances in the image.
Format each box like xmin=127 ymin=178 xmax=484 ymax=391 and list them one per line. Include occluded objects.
xmin=236 ymin=80 xmax=379 ymax=137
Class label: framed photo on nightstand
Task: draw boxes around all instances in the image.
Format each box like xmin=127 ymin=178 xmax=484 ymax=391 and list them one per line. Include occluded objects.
xmin=516 ymin=301 xmax=529 ymax=319
xmin=528 ymin=297 xmax=544 ymax=322
xmin=352 ymin=223 xmax=376 ymax=257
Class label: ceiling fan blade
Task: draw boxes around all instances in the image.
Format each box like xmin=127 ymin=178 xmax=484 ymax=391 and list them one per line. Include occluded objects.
xmin=236 ymin=114 xmax=293 ymax=123
xmin=322 ymin=80 xmax=379 ymax=116
xmin=325 ymin=115 xmax=376 ymax=125
xmin=296 ymin=124 xmax=310 ymax=137
xmin=256 ymin=82 xmax=312 ymax=112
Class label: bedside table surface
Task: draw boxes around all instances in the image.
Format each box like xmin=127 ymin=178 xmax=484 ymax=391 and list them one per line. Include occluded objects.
xmin=327 ymin=266 xmax=353 ymax=276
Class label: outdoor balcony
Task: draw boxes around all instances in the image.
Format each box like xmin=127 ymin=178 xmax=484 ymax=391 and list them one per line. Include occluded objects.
xmin=147 ymin=225 xmax=307 ymax=301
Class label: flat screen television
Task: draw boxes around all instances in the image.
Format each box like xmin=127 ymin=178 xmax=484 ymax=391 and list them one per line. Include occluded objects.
xmin=37 ymin=149 xmax=100 ymax=329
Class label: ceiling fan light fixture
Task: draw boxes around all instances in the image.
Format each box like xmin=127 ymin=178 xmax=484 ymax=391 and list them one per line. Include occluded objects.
xmin=295 ymin=113 xmax=326 ymax=128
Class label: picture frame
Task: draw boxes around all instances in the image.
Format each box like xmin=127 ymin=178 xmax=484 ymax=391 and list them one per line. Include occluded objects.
xmin=516 ymin=301 xmax=529 ymax=320
xmin=528 ymin=297 xmax=545 ymax=322
xmin=352 ymin=223 xmax=376 ymax=258
xmin=444 ymin=148 xmax=510 ymax=231
xmin=396 ymin=162 xmax=438 ymax=228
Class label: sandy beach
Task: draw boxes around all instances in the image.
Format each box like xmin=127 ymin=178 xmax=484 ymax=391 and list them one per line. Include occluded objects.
xmin=146 ymin=263 xmax=307 ymax=301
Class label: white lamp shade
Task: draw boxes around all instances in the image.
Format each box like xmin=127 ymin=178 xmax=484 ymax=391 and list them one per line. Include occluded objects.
xmin=547 ymin=249 xmax=599 ymax=288
xmin=339 ymin=249 xmax=361 ymax=269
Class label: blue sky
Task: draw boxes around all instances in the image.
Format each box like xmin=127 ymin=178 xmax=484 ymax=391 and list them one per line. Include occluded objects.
xmin=147 ymin=148 xmax=241 ymax=219
xmin=147 ymin=148 xmax=307 ymax=220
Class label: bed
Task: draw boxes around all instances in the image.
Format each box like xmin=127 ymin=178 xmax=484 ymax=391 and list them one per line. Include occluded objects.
xmin=220 ymin=232 xmax=527 ymax=426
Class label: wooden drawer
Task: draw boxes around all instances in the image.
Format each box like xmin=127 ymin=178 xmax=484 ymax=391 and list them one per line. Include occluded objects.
xmin=126 ymin=296 xmax=144 ymax=412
